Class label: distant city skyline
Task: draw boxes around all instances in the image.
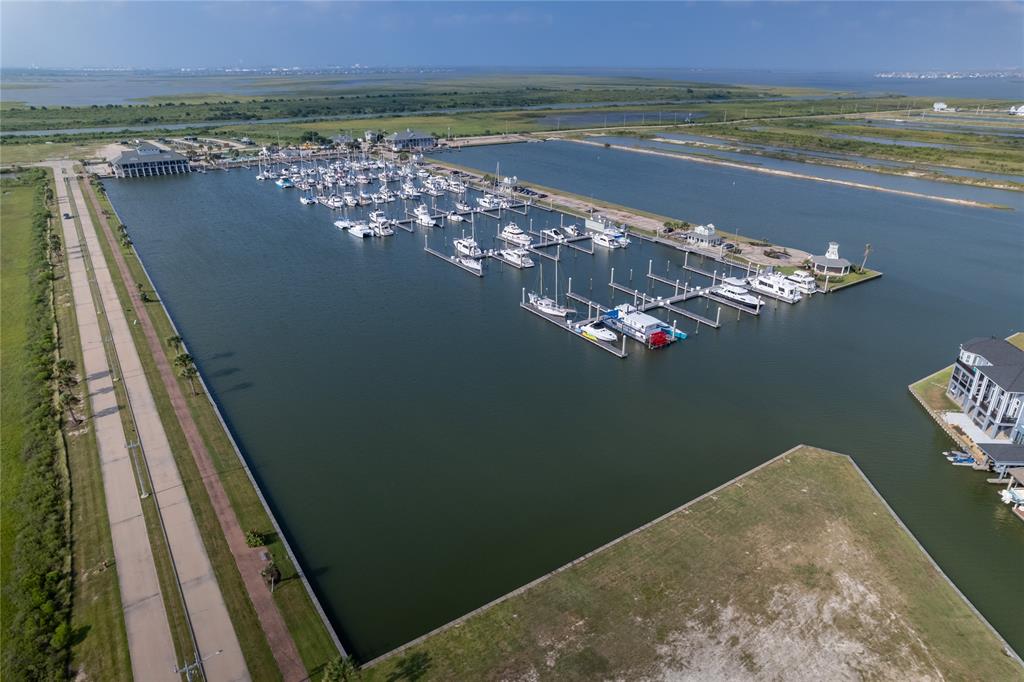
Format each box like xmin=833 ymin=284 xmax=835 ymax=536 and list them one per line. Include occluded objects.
xmin=2 ymin=1 xmax=1021 ymax=72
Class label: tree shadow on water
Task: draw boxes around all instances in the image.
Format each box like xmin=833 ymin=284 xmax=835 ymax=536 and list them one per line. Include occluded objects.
xmin=386 ymin=651 xmax=432 ymax=681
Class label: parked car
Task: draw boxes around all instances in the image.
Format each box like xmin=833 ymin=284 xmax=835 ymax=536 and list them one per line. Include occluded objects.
xmin=62 ymin=212 xmax=72 ymax=219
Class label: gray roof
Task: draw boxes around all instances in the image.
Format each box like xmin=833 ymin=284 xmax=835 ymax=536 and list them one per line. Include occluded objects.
xmin=386 ymin=129 xmax=435 ymax=142
xmin=977 ymin=364 xmax=1024 ymax=393
xmin=113 ymin=145 xmax=186 ymax=166
xmin=979 ymin=443 xmax=1024 ymax=465
xmin=809 ymin=255 xmax=851 ymax=268
xmin=962 ymin=337 xmax=1024 ymax=367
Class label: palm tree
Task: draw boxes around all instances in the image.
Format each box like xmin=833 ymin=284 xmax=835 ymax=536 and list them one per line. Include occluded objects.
xmin=59 ymin=390 xmax=82 ymax=425
xmin=55 ymin=358 xmax=77 ymax=388
xmin=860 ymin=243 xmax=873 ymax=273
xmin=173 ymin=353 xmax=194 ymax=370
xmin=180 ymin=365 xmax=199 ymax=396
xmin=166 ymin=335 xmax=184 ymax=353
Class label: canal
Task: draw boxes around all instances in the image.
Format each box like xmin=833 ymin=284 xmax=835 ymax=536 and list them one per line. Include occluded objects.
xmin=104 ymin=142 xmax=1024 ymax=659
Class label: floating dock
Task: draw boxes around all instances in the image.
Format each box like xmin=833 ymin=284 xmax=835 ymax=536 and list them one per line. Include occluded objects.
xmin=424 ymin=238 xmax=484 ymax=277
xmin=520 ymin=289 xmax=627 ymax=358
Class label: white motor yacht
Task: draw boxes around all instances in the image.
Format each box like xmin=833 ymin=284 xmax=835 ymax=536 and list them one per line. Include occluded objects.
xmin=458 ymin=256 xmax=483 ymax=273
xmin=447 ymin=212 xmax=464 ymax=223
xmin=579 ymin=321 xmax=618 ymax=343
xmin=454 ymin=236 xmax=483 ymax=258
xmin=348 ymin=221 xmax=373 ymax=238
xmin=333 ymin=219 xmax=354 ymax=231
xmin=562 ymin=224 xmax=581 ymax=237
xmin=716 ymin=278 xmax=763 ymax=307
xmin=500 ymin=248 xmax=535 ymax=268
xmin=476 ymin=194 xmax=500 ymax=210
xmin=592 ymin=232 xmax=623 ymax=249
xmin=540 ymin=228 xmax=566 ymax=244
xmin=500 ymin=222 xmax=532 ymax=247
xmin=749 ymin=272 xmax=803 ymax=303
xmin=413 ymin=204 xmax=436 ymax=227
xmin=785 ymin=269 xmax=818 ymax=295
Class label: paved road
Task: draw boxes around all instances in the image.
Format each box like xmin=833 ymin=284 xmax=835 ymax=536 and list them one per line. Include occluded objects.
xmin=52 ymin=164 xmax=180 ymax=682
xmin=60 ymin=162 xmax=250 ymax=681
xmin=82 ymin=177 xmax=312 ymax=680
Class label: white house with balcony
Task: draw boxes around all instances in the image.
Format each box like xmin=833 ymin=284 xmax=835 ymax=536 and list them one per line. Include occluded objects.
xmin=947 ymin=337 xmax=1024 ymax=444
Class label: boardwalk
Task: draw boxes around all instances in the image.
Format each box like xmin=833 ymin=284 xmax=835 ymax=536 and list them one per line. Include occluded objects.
xmin=51 ymin=163 xmax=180 ymax=682
xmin=59 ymin=162 xmax=250 ymax=681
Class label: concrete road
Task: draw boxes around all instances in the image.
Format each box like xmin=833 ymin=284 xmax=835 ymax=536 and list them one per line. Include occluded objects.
xmin=59 ymin=161 xmax=250 ymax=681
xmin=52 ymin=163 xmax=180 ymax=682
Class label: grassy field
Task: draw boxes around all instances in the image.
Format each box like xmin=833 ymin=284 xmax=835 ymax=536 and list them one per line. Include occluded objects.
xmin=83 ymin=179 xmax=339 ymax=677
xmin=363 ymin=446 xmax=1022 ymax=681
xmin=0 ymin=176 xmax=38 ymax=637
xmin=909 ymin=365 xmax=961 ymax=413
xmin=694 ymin=120 xmax=1024 ymax=176
xmin=0 ymin=76 xmax=787 ymax=131
xmin=0 ymin=140 xmax=106 ymax=165
xmin=1009 ymin=332 xmax=1024 ymax=350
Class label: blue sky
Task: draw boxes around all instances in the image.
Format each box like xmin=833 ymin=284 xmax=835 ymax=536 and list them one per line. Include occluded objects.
xmin=2 ymin=1 xmax=1021 ymax=71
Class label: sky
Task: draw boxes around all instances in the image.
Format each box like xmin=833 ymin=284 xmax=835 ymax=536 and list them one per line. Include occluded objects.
xmin=1 ymin=1 xmax=1021 ymax=72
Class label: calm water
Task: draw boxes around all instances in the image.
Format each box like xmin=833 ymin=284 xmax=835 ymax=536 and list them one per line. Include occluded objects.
xmin=104 ymin=142 xmax=1024 ymax=659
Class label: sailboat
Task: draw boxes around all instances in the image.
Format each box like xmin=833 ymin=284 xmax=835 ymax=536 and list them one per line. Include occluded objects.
xmin=529 ymin=249 xmax=573 ymax=316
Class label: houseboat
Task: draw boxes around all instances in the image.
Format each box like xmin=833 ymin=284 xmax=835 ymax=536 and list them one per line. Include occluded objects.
xmin=749 ymin=272 xmax=803 ymax=303
xmin=602 ymin=304 xmax=682 ymax=348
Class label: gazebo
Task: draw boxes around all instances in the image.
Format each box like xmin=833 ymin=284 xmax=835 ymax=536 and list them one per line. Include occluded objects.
xmin=809 ymin=242 xmax=851 ymax=276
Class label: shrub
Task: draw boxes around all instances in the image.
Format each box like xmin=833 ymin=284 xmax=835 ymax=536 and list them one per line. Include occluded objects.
xmin=245 ymin=529 xmax=265 ymax=547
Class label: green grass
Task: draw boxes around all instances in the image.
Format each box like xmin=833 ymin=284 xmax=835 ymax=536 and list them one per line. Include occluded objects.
xmin=0 ymin=75 xmax=790 ymax=131
xmin=84 ymin=179 xmax=339 ymax=678
xmin=910 ymin=365 xmax=961 ymax=413
xmin=1008 ymin=332 xmax=1024 ymax=351
xmin=0 ymin=140 xmax=106 ymax=165
xmin=0 ymin=177 xmax=37 ymax=635
xmin=1 ymin=169 xmax=74 ymax=677
xmin=363 ymin=446 xmax=1022 ymax=681
xmin=695 ymin=121 xmax=1024 ymax=176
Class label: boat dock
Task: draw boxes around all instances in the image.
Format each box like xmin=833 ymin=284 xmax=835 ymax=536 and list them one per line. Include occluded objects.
xmin=520 ymin=289 xmax=628 ymax=359
xmin=424 ymin=238 xmax=483 ymax=277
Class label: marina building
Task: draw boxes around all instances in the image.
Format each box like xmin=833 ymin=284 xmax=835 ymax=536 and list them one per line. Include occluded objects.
xmin=111 ymin=143 xmax=191 ymax=178
xmin=947 ymin=337 xmax=1024 ymax=444
xmin=809 ymin=242 xmax=851 ymax=276
xmin=682 ymin=223 xmax=723 ymax=248
xmin=384 ymin=129 xmax=436 ymax=152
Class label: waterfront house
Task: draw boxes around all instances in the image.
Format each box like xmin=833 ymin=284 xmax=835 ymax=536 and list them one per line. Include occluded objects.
xmin=932 ymin=102 xmax=948 ymax=112
xmin=331 ymin=134 xmax=354 ymax=147
xmin=384 ymin=129 xmax=437 ymax=152
xmin=112 ymin=142 xmax=191 ymax=178
xmin=682 ymin=223 xmax=723 ymax=248
xmin=947 ymin=337 xmax=1024 ymax=445
xmin=808 ymin=242 xmax=851 ymax=276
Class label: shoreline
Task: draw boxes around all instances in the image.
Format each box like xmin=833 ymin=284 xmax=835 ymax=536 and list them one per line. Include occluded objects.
xmin=568 ymin=138 xmax=1010 ymax=210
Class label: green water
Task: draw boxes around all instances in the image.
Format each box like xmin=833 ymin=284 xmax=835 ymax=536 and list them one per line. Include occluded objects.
xmin=104 ymin=143 xmax=1024 ymax=659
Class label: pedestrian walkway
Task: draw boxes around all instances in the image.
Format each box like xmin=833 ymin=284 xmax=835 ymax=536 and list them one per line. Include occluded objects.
xmin=51 ymin=163 xmax=180 ymax=682
xmin=61 ymin=162 xmax=249 ymax=681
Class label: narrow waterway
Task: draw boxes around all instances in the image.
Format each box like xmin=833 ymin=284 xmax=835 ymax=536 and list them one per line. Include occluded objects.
xmin=104 ymin=144 xmax=1024 ymax=659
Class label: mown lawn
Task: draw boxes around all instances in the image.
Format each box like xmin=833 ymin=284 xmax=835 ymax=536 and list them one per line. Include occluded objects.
xmin=910 ymin=365 xmax=961 ymax=413
xmin=363 ymin=446 xmax=1021 ymax=681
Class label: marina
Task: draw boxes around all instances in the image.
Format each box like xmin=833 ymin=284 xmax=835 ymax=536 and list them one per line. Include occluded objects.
xmin=103 ymin=140 xmax=1024 ymax=659
xmin=243 ymin=152 xmax=860 ymax=360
